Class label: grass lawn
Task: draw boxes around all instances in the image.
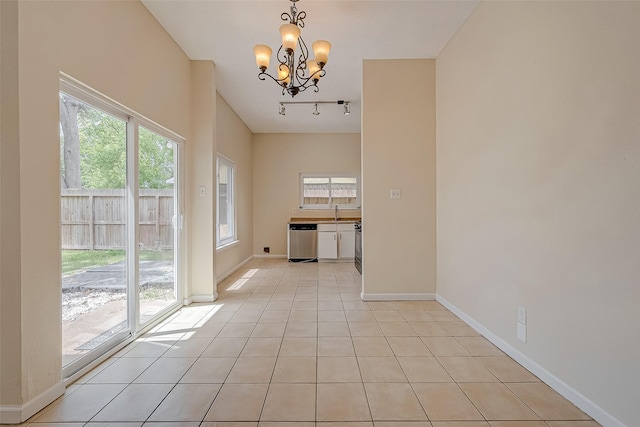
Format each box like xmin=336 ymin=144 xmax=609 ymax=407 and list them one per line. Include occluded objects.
xmin=62 ymin=249 xmax=173 ymax=274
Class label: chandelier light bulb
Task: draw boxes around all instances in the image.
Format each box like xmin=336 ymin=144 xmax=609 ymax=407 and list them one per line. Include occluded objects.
xmin=307 ymin=60 xmax=321 ymax=83
xmin=253 ymin=44 xmax=272 ymax=71
xmin=312 ymin=40 xmax=331 ymax=67
xmin=279 ymin=23 xmax=300 ymax=53
xmin=278 ymin=64 xmax=291 ymax=85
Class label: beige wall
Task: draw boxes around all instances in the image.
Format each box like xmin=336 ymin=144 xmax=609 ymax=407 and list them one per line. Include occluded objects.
xmin=252 ymin=133 xmax=361 ymax=256
xmin=436 ymin=2 xmax=640 ymax=425
xmin=361 ymin=59 xmax=436 ymax=298
xmin=0 ymin=0 xmax=23 ymax=409
xmin=2 ymin=0 xmax=202 ymax=420
xmin=216 ymin=94 xmax=254 ymax=280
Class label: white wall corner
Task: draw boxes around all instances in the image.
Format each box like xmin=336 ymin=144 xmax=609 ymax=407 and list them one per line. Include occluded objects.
xmin=0 ymin=380 xmax=65 ymax=424
xmin=216 ymin=255 xmax=254 ymax=284
xmin=361 ymin=292 xmax=436 ymax=301
xmin=436 ymin=295 xmax=627 ymax=427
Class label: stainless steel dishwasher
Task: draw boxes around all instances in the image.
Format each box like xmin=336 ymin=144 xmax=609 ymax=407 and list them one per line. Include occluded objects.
xmin=288 ymin=223 xmax=318 ymax=262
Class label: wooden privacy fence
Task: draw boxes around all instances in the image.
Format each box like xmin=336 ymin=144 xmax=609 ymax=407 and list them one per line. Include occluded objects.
xmin=61 ymin=189 xmax=174 ymax=250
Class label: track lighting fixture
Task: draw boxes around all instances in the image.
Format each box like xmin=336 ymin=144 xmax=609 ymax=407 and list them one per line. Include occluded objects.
xmin=277 ymin=100 xmax=351 ymax=116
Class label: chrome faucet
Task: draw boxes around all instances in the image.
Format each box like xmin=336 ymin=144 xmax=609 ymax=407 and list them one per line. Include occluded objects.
xmin=334 ymin=204 xmax=339 ymax=221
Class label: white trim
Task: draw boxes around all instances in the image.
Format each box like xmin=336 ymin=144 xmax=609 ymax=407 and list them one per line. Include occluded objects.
xmin=189 ymin=293 xmax=218 ymax=303
xmin=0 ymin=381 xmax=65 ymax=424
xmin=436 ymin=295 xmax=626 ymax=427
xmin=361 ymin=292 xmax=436 ymax=301
xmin=216 ymin=255 xmax=254 ymax=284
xmin=253 ymin=254 xmax=288 ymax=259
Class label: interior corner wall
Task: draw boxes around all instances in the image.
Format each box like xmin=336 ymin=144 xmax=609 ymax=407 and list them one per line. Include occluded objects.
xmin=361 ymin=59 xmax=436 ymax=299
xmin=215 ymin=93 xmax=253 ymax=280
xmin=252 ymin=133 xmax=361 ymax=257
xmin=9 ymin=0 xmax=192 ymax=420
xmin=436 ymin=2 xmax=640 ymax=425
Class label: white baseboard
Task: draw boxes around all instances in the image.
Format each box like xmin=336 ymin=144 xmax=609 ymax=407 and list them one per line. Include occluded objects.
xmin=436 ymin=295 xmax=626 ymax=427
xmin=253 ymin=254 xmax=287 ymax=259
xmin=361 ymin=292 xmax=436 ymax=301
xmin=188 ymin=293 xmax=218 ymax=304
xmin=0 ymin=380 xmax=65 ymax=424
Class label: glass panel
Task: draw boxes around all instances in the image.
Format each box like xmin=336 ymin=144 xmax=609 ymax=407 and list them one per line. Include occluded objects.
xmin=303 ymin=176 xmax=330 ymax=205
xmin=60 ymin=93 xmax=128 ymax=367
xmin=218 ymin=158 xmax=234 ymax=243
xmin=138 ymin=126 xmax=178 ymax=324
xmin=331 ymin=177 xmax=358 ymax=205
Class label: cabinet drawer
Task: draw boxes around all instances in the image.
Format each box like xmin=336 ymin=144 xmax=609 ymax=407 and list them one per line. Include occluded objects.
xmin=317 ymin=224 xmax=337 ymax=232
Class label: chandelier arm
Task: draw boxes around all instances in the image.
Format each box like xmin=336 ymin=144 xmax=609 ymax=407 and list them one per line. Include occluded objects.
xmin=295 ymin=35 xmax=311 ymax=82
xmin=281 ymin=12 xmax=292 ymax=23
xmin=258 ymin=71 xmax=290 ymax=87
xmin=296 ymin=11 xmax=306 ymax=28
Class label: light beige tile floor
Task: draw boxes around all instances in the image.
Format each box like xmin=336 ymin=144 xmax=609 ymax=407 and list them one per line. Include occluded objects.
xmin=26 ymin=259 xmax=599 ymax=426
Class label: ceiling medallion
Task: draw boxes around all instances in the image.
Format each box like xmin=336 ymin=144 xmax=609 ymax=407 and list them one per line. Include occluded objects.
xmin=253 ymin=0 xmax=331 ymax=98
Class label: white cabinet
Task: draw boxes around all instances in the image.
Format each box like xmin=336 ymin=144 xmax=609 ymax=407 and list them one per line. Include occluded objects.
xmin=317 ymin=223 xmax=355 ymax=260
xmin=338 ymin=225 xmax=355 ymax=259
xmin=317 ymin=228 xmax=338 ymax=259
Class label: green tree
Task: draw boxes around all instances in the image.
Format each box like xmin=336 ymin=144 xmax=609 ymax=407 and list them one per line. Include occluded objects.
xmin=78 ymin=105 xmax=126 ymax=189
xmin=139 ymin=127 xmax=174 ymax=189
xmin=60 ymin=94 xmax=174 ymax=190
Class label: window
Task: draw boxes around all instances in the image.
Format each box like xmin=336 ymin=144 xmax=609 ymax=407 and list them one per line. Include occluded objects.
xmin=217 ymin=155 xmax=236 ymax=247
xmin=300 ymin=174 xmax=360 ymax=209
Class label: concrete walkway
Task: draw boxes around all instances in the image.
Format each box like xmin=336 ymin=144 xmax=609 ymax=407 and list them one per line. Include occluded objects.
xmin=62 ymin=260 xmax=174 ymax=292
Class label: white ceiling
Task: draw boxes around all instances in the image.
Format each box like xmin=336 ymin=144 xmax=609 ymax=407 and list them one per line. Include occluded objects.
xmin=142 ymin=0 xmax=478 ymax=134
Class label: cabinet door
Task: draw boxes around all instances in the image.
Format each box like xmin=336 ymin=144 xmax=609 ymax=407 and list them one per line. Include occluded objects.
xmin=338 ymin=230 xmax=355 ymax=259
xmin=318 ymin=231 xmax=338 ymax=259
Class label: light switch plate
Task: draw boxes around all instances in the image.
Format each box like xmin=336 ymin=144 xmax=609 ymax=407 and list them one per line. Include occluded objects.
xmin=518 ymin=306 xmax=527 ymax=325
xmin=517 ymin=322 xmax=527 ymax=343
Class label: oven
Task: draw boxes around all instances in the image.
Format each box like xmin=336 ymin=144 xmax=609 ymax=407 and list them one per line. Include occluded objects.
xmin=354 ymin=221 xmax=362 ymax=273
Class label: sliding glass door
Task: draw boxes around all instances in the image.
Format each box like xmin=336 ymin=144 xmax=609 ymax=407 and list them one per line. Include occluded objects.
xmin=60 ymin=81 xmax=182 ymax=376
xmin=138 ymin=126 xmax=179 ymax=325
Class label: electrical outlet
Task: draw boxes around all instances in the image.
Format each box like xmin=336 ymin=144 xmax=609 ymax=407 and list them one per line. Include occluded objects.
xmin=518 ymin=306 xmax=527 ymax=325
xmin=517 ymin=322 xmax=527 ymax=343
xmin=390 ymin=189 xmax=401 ymax=199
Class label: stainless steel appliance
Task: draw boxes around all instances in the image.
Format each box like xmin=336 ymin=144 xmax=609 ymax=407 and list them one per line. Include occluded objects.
xmin=288 ymin=223 xmax=318 ymax=262
xmin=354 ymin=221 xmax=362 ymax=273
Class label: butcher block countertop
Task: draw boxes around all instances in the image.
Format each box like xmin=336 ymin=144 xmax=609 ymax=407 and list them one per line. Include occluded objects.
xmin=289 ymin=217 xmax=361 ymax=224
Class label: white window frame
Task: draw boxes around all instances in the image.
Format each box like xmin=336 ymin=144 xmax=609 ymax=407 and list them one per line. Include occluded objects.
xmin=59 ymin=73 xmax=185 ymax=378
xmin=216 ymin=154 xmax=236 ymax=248
xmin=299 ymin=173 xmax=361 ymax=210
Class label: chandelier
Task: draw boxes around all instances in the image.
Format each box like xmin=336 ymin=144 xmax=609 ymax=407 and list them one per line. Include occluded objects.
xmin=253 ymin=0 xmax=331 ymax=98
